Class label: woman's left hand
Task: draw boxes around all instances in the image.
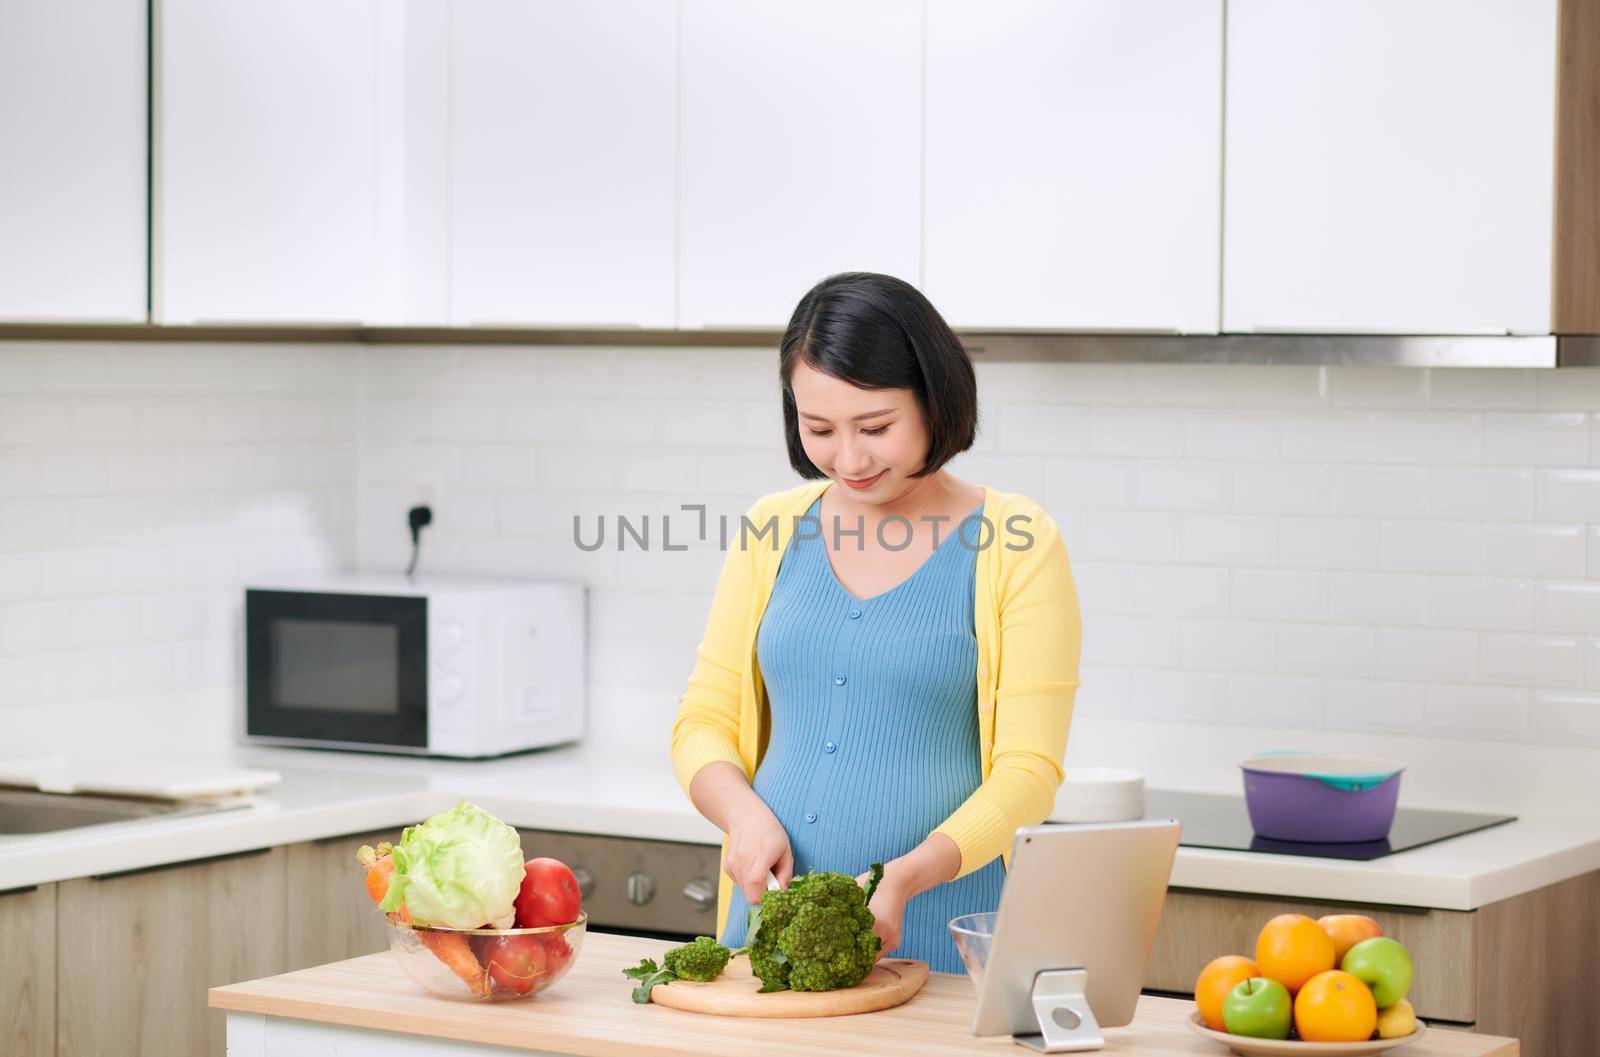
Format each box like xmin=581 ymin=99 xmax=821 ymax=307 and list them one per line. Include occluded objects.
xmin=857 ymin=869 xmax=908 ymax=959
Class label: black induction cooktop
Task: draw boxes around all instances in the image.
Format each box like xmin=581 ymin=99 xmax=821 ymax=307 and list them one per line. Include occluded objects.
xmin=1135 ymin=789 xmax=1516 ymax=861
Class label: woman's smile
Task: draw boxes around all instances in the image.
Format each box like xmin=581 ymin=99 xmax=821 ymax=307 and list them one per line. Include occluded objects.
xmin=841 ymin=470 xmax=886 ymax=490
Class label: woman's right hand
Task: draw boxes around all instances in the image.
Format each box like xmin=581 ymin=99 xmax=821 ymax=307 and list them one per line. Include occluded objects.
xmin=724 ymin=800 xmax=794 ymax=904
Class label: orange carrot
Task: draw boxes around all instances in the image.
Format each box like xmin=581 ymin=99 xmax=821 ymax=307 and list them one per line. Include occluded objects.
xmin=358 ymin=843 xmax=488 ymax=996
xmin=402 ymin=906 xmax=490 ymax=996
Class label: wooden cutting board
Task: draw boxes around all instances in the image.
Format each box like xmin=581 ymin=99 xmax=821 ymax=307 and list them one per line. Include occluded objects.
xmin=646 ymin=954 xmax=929 ymax=1018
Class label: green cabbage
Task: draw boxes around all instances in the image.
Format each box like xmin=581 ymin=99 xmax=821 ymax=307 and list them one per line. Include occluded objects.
xmin=378 ymin=800 xmax=524 ymax=929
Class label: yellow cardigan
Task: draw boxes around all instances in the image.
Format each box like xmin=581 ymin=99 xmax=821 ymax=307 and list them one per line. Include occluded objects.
xmin=669 ymin=479 xmax=1082 ymax=937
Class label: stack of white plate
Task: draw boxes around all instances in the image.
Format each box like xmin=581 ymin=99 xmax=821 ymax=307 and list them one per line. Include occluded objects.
xmin=1047 ymin=767 xmax=1145 ymax=823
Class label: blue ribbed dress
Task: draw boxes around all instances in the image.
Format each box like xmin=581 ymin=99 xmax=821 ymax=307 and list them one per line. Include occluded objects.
xmin=717 ymin=497 xmax=1005 ymax=973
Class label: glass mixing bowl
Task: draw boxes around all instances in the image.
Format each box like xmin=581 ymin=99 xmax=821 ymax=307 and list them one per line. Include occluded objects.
xmin=384 ymin=911 xmax=586 ymax=1001
xmin=948 ymin=911 xmax=997 ymax=989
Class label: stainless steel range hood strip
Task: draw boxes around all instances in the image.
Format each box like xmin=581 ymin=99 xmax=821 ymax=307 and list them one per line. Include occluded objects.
xmin=960 ymin=333 xmax=1559 ymax=368
xmin=0 ymin=324 xmax=1584 ymax=367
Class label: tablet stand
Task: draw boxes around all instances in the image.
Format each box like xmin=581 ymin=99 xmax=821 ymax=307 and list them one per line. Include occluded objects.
xmin=1013 ymin=969 xmax=1104 ymax=1052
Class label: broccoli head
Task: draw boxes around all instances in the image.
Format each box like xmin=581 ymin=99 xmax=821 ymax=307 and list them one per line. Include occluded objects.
xmin=662 ymin=936 xmax=732 ymax=982
xmin=747 ymin=864 xmax=883 ymax=993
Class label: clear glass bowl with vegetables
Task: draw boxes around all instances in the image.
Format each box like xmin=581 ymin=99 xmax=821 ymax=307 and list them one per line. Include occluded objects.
xmin=386 ymin=912 xmax=587 ymax=1001
xmin=358 ymin=800 xmax=589 ymax=1002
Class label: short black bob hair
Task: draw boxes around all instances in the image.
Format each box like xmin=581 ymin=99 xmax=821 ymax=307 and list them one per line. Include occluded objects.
xmin=779 ymin=272 xmax=977 ymax=480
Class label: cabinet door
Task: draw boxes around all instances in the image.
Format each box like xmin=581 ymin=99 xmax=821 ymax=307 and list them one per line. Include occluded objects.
xmin=451 ymin=1 xmax=676 ymax=327
xmin=0 ymin=0 xmax=146 ymax=322
xmin=0 ymin=885 xmax=53 ymax=1057
xmin=56 ymin=848 xmax=288 ymax=1057
xmin=285 ymin=830 xmax=395 ymax=969
xmin=1224 ymin=0 xmax=1557 ymax=334
xmin=156 ymin=1 xmax=380 ymax=323
xmin=679 ymin=0 xmax=922 ymax=329
xmin=924 ymin=0 xmax=1223 ymax=333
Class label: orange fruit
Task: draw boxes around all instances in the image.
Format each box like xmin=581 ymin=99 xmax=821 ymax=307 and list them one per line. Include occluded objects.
xmin=1318 ymin=914 xmax=1383 ymax=963
xmin=1194 ymin=955 xmax=1260 ymax=1031
xmin=1294 ymin=969 xmax=1378 ymax=1042
xmin=1255 ymin=914 xmax=1337 ymax=995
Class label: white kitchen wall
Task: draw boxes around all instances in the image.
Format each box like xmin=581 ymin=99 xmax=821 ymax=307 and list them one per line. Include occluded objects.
xmin=353 ymin=348 xmax=1600 ymax=815
xmin=0 ymin=342 xmax=359 ymax=755
xmin=4 ymin=341 xmax=1598 ymax=816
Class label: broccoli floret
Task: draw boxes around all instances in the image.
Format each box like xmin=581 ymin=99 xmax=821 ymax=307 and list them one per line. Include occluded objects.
xmin=662 ymin=936 xmax=732 ymax=982
xmin=747 ymin=864 xmax=883 ymax=993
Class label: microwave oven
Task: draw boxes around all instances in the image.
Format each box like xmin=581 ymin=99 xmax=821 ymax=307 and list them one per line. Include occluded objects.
xmin=243 ymin=575 xmax=585 ymax=758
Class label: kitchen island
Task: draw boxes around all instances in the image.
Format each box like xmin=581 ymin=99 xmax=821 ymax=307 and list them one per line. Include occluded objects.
xmin=211 ymin=931 xmax=1518 ymax=1057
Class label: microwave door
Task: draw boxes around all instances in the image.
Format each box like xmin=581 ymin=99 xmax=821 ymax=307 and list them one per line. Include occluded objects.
xmin=245 ymin=590 xmax=429 ymax=748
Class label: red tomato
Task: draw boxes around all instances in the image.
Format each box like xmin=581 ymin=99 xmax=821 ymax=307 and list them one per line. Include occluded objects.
xmin=515 ymin=858 xmax=582 ymax=928
xmin=540 ymin=932 xmax=575 ymax=977
xmin=482 ymin=934 xmax=549 ymax=995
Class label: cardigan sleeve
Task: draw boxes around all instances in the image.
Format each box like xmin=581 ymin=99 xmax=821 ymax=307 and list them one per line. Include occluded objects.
xmin=669 ymin=500 xmax=763 ymax=796
xmin=933 ymin=506 xmax=1081 ymax=878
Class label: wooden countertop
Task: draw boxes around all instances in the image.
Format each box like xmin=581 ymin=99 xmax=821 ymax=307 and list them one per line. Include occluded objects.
xmin=209 ymin=932 xmax=1517 ymax=1057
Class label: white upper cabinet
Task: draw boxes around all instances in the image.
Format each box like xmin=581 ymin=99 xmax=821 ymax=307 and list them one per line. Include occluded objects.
xmin=156 ymin=1 xmax=381 ymax=323
xmin=924 ymin=0 xmax=1224 ymax=333
xmin=0 ymin=0 xmax=147 ymax=322
xmin=679 ymin=0 xmax=922 ymax=330
xmin=1224 ymin=0 xmax=1558 ymax=334
xmin=450 ymin=1 xmax=676 ymax=328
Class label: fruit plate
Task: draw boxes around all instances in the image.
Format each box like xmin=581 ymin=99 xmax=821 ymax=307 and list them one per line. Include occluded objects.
xmin=1187 ymin=1012 xmax=1427 ymax=1056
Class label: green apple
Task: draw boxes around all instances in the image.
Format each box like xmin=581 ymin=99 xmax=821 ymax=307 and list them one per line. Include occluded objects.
xmin=1342 ymin=937 xmax=1413 ymax=1008
xmin=1221 ymin=977 xmax=1292 ymax=1039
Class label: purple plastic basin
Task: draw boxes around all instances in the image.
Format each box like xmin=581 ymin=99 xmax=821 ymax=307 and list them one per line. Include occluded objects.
xmin=1241 ymin=756 xmax=1403 ymax=843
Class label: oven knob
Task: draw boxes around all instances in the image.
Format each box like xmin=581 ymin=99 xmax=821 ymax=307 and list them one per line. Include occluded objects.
xmin=572 ymin=865 xmax=596 ymax=900
xmin=625 ymin=871 xmax=656 ymax=906
xmin=682 ymin=876 xmax=715 ymax=910
xmin=437 ymin=672 xmax=465 ymax=703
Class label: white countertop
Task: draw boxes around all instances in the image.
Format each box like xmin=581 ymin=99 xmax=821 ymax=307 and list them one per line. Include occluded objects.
xmin=3 ymin=742 xmax=1598 ymax=911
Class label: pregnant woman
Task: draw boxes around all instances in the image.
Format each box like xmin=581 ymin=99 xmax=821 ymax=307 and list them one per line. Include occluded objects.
xmin=670 ymin=272 xmax=1081 ymax=973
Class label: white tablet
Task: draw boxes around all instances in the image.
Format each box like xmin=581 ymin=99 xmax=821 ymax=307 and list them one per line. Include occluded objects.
xmin=967 ymin=818 xmax=1180 ymax=1051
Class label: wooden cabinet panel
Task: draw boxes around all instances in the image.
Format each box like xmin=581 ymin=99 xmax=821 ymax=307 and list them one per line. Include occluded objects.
xmin=285 ymin=830 xmax=396 ymax=971
xmin=1473 ymin=869 xmax=1600 ymax=1057
xmin=56 ymin=848 xmax=288 ymax=1057
xmin=0 ymin=0 xmax=147 ymax=322
xmin=1224 ymin=0 xmax=1557 ymax=334
xmin=0 ymin=885 xmax=53 ymax=1057
xmin=924 ymin=0 xmax=1224 ymax=332
xmin=1146 ymin=889 xmax=1475 ymax=1023
xmin=678 ymin=0 xmax=922 ymax=328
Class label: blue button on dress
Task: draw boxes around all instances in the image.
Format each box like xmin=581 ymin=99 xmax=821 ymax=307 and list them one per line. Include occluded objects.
xmin=718 ymin=497 xmax=1004 ymax=973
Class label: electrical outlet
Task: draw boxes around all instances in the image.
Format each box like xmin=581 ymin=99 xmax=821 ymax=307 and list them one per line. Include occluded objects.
xmin=416 ymin=480 xmax=437 ymax=509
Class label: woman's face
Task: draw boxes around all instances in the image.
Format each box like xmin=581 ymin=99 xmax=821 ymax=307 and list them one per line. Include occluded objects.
xmin=788 ymin=361 xmax=929 ymax=501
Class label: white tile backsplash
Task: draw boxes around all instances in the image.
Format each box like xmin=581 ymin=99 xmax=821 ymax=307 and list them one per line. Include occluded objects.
xmin=1530 ymin=691 xmax=1600 ymax=745
xmin=0 ymin=342 xmax=358 ymax=756
xmin=1279 ymin=623 xmax=1377 ymax=677
xmin=1534 ymin=582 xmax=1600 ymax=634
xmin=1379 ymin=520 xmax=1478 ymax=572
xmin=1376 ymin=628 xmax=1478 ymax=682
xmin=334 ymin=350 xmax=1600 ymax=770
xmin=1431 ymin=467 xmax=1536 ymax=519
xmin=1380 ymin=412 xmax=1481 ymax=463
xmin=7 ymin=348 xmax=1600 ymax=781
xmin=1484 ymin=412 xmax=1589 ymax=466
xmin=1480 ymin=632 xmax=1586 ymax=689
xmin=1281 ymin=414 xmax=1384 ymax=462
xmin=1232 ymin=569 xmax=1327 ymax=621
xmin=1537 ymin=469 xmax=1600 ymax=520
